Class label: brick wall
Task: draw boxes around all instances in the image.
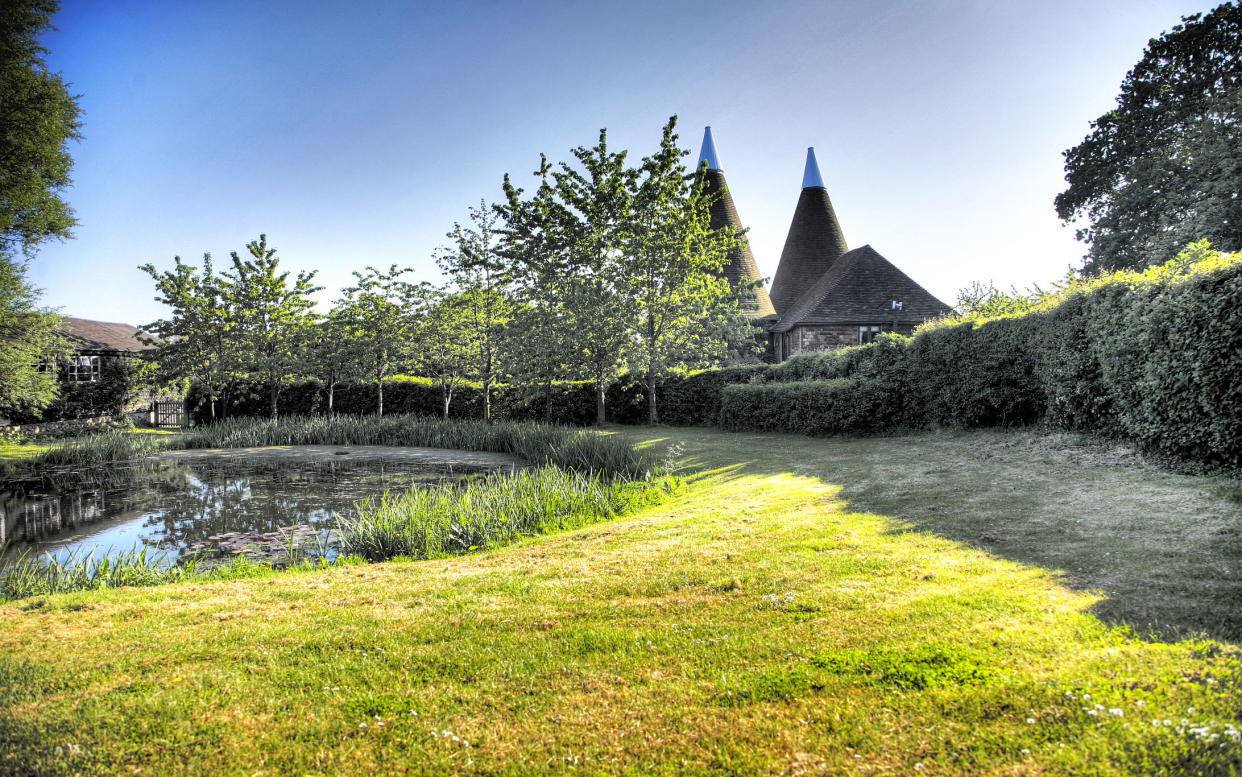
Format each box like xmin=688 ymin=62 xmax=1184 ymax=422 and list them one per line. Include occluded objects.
xmin=776 ymin=322 xmax=920 ymax=359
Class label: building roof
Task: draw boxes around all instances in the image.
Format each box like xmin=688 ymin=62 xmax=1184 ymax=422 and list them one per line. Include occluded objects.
xmin=767 ymin=178 xmax=849 ymax=315
xmin=769 ymin=245 xmax=951 ymax=332
xmin=61 ymin=317 xmax=155 ymax=353
xmin=702 ymin=169 xmax=776 ymax=318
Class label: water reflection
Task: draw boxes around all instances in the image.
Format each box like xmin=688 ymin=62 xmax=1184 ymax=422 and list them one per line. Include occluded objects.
xmin=1 ymin=453 xmax=493 ymax=563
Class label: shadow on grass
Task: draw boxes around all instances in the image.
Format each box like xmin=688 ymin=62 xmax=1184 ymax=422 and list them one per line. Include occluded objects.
xmin=634 ymin=427 xmax=1242 ymax=645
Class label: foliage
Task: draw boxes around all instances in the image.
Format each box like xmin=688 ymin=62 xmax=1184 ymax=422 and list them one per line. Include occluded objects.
xmin=411 ymin=288 xmax=475 ymax=419
xmin=1056 ymin=3 xmax=1242 ymax=272
xmin=720 ymin=378 xmax=896 ymax=436
xmin=0 ymin=255 xmax=64 ymax=418
xmin=334 ymin=264 xmax=420 ymax=416
xmin=436 ymin=200 xmax=513 ymax=422
xmin=139 ymin=253 xmax=233 ymax=420
xmin=41 ymin=355 xmax=153 ymax=421
xmin=0 ymin=0 xmax=81 ymax=258
xmin=306 ymin=309 xmax=358 ymax=415
xmin=498 ymin=118 xmax=760 ymax=425
xmin=499 ymin=132 xmax=635 ymax=424
xmin=223 ymin=234 xmax=320 ymax=419
xmin=627 ymin=116 xmax=758 ymax=423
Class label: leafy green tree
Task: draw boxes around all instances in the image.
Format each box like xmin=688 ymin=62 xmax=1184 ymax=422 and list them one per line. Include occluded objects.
xmin=499 ymin=302 xmax=575 ymax=422
xmin=627 ymin=116 xmax=756 ymax=424
xmin=412 ymin=288 xmax=476 ymax=419
xmin=140 ymin=254 xmax=234 ymax=421
xmin=0 ymin=0 xmax=82 ymax=258
xmin=336 ymin=265 xmax=418 ymax=416
xmin=1056 ymin=3 xmax=1242 ymax=273
xmin=0 ymin=255 xmax=65 ymax=418
xmin=437 ymin=201 xmax=512 ymax=422
xmin=500 ymin=133 xmax=637 ymax=423
xmin=223 ymin=235 xmax=320 ymax=419
xmin=308 ymin=309 xmax=358 ymax=415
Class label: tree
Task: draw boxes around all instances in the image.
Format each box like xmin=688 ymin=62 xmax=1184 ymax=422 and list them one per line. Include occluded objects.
xmin=1056 ymin=2 xmax=1242 ymax=273
xmin=140 ymin=254 xmax=234 ymax=421
xmin=307 ymin=309 xmax=358 ymax=415
xmin=627 ymin=116 xmax=757 ymax=424
xmin=436 ymin=201 xmax=512 ymax=423
xmin=0 ymin=255 xmax=65 ymax=418
xmin=336 ymin=265 xmax=418 ymax=416
xmin=0 ymin=0 xmax=82 ymax=258
xmin=224 ymin=235 xmax=320 ymax=419
xmin=412 ymin=288 xmax=476 ymax=419
xmin=500 ymin=133 xmax=637 ymax=424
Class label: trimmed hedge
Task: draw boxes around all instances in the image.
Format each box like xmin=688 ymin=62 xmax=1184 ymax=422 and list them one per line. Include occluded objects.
xmin=723 ymin=246 xmax=1242 ymax=470
xmin=185 ymin=364 xmax=767 ymax=429
xmin=720 ymin=378 xmax=895 ymax=436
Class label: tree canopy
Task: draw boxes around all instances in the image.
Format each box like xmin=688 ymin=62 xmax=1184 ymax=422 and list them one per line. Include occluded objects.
xmin=0 ymin=0 xmax=81 ymax=258
xmin=1055 ymin=2 xmax=1242 ymax=274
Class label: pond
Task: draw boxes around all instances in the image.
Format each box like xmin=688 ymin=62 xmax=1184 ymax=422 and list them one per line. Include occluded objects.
xmin=0 ymin=446 xmax=522 ymax=566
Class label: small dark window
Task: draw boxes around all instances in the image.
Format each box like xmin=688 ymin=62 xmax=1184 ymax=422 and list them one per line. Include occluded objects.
xmin=859 ymin=326 xmax=881 ymax=345
xmin=67 ymin=355 xmax=101 ymax=382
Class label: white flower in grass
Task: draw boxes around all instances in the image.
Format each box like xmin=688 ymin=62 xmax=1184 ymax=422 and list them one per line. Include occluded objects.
xmin=1109 ymin=708 xmax=1123 ymax=717
xmin=1026 ymin=718 xmax=1035 ymax=724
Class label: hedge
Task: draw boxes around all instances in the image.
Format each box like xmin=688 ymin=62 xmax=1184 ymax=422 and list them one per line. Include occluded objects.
xmin=722 ymin=245 xmax=1242 ymax=470
xmin=185 ymin=364 xmax=767 ymax=429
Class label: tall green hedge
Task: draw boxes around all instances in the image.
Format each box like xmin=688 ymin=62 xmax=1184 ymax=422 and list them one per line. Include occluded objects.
xmin=722 ymin=246 xmax=1242 ymax=470
xmin=185 ymin=364 xmax=766 ymax=429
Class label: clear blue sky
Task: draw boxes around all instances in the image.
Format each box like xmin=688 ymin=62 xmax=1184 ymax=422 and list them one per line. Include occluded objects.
xmin=30 ymin=0 xmax=1213 ymax=325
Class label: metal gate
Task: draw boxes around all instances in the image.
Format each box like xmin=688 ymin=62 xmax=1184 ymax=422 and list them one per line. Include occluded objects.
xmin=153 ymin=400 xmax=186 ymax=427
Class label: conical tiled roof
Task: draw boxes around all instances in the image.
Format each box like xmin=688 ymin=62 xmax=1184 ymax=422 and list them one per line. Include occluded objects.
xmin=769 ymin=245 xmax=951 ymax=332
xmin=768 ymin=148 xmax=848 ymax=315
xmin=698 ymin=128 xmax=775 ymax=318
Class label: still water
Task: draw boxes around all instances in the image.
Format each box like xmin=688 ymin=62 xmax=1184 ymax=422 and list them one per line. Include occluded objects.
xmin=0 ymin=446 xmax=521 ymax=564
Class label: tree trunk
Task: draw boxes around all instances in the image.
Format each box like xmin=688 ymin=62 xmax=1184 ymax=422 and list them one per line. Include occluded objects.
xmin=595 ymin=381 xmax=606 ymax=425
xmin=377 ymin=374 xmax=384 ymax=417
xmin=327 ymin=381 xmax=335 ymax=416
xmin=483 ymin=379 xmax=491 ymax=423
xmin=647 ymin=368 xmax=658 ymax=425
xmin=269 ymin=381 xmax=278 ymax=420
xmin=441 ymin=386 xmax=451 ymax=419
xmin=544 ymin=378 xmax=553 ymax=422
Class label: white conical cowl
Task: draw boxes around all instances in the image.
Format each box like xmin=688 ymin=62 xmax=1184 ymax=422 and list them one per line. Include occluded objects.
xmin=698 ymin=126 xmax=722 ymax=171
xmin=802 ymin=147 xmax=825 ymax=188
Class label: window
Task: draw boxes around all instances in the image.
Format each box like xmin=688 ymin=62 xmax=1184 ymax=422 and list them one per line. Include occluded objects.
xmin=859 ymin=326 xmax=881 ymax=345
xmin=66 ymin=355 xmax=101 ymax=382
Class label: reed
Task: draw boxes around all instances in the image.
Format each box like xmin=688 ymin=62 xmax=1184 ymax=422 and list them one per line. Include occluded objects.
xmin=23 ymin=431 xmax=162 ymax=468
xmin=335 ymin=464 xmax=673 ymax=562
xmin=0 ymin=544 xmax=193 ymax=601
xmin=172 ymin=415 xmax=658 ymax=477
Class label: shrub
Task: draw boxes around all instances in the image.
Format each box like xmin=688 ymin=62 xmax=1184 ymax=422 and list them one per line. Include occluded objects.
xmin=720 ymin=378 xmax=898 ymax=436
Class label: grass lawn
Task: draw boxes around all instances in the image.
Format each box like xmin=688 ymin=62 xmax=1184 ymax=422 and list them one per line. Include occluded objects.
xmin=1 ymin=426 xmax=1238 ymax=776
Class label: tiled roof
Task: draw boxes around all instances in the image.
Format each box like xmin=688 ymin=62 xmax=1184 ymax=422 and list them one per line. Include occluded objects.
xmin=61 ymin=317 xmax=155 ymax=353
xmin=767 ymin=186 xmax=849 ymax=315
xmin=702 ymin=169 xmax=776 ymax=318
xmin=769 ymin=245 xmax=951 ymax=332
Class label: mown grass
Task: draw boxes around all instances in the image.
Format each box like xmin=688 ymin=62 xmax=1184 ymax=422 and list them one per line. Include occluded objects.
xmin=0 ymin=426 xmax=1237 ymax=776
